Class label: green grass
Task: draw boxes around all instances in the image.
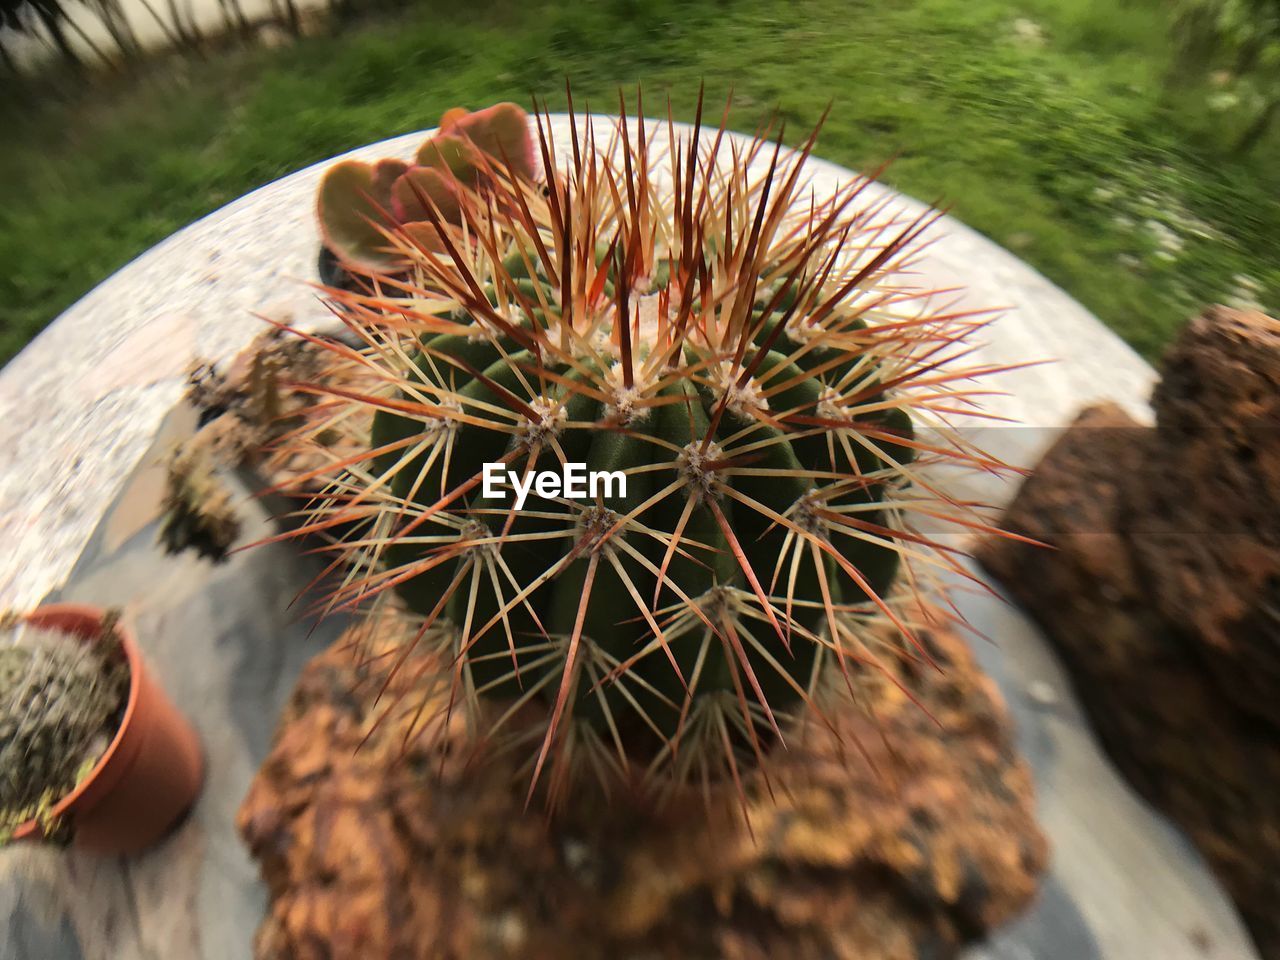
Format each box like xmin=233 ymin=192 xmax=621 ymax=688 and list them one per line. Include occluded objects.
xmin=2 ymin=0 xmax=1278 ymax=364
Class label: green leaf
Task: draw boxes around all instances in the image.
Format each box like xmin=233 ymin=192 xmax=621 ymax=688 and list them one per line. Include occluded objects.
xmin=316 ymin=157 xmax=409 ymax=270
xmin=414 ymin=134 xmax=484 ymax=183
xmin=390 ymin=165 xmax=462 ymax=224
xmin=442 ymin=101 xmax=538 ymax=181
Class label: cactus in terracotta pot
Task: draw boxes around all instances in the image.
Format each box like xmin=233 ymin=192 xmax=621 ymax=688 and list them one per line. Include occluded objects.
xmin=0 ymin=615 xmax=128 ymax=842
xmin=0 ymin=605 xmax=205 ymax=853
xmin=272 ymin=95 xmax=1012 ymax=808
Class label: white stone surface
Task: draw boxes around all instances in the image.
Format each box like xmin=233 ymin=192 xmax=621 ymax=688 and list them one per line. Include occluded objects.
xmin=0 ymin=116 xmax=1157 ymax=613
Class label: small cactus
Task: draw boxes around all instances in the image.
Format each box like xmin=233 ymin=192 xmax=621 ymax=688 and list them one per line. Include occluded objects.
xmin=274 ymin=95 xmax=1012 ymax=806
xmin=318 ymin=102 xmax=540 ymax=271
xmin=160 ymin=441 xmax=243 ymax=561
xmin=0 ymin=617 xmax=129 ymax=841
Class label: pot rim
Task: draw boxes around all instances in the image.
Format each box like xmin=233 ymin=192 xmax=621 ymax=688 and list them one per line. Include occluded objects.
xmin=8 ymin=602 xmax=140 ymax=842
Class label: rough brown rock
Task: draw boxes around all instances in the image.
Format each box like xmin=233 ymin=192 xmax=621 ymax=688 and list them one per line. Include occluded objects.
xmin=238 ymin=608 xmax=1046 ymax=960
xmin=1132 ymin=307 xmax=1280 ymax=729
xmin=978 ymin=306 xmax=1280 ymax=958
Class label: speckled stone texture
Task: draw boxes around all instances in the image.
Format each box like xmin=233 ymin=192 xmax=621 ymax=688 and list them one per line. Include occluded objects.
xmin=238 ymin=607 xmax=1047 ymax=960
xmin=978 ymin=306 xmax=1280 ymax=959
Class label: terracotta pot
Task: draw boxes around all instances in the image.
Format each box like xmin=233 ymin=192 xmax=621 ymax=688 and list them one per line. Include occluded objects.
xmin=10 ymin=603 xmax=204 ymax=854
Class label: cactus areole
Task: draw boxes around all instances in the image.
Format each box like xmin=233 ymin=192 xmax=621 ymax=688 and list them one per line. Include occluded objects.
xmin=288 ymin=95 xmax=1008 ymax=802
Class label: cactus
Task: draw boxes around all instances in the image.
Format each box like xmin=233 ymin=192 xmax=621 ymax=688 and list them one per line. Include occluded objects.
xmin=273 ymin=95 xmax=1010 ymax=805
xmin=0 ymin=618 xmax=129 ymax=841
xmin=161 ymin=440 xmax=243 ymax=561
xmin=318 ymin=102 xmax=540 ymax=272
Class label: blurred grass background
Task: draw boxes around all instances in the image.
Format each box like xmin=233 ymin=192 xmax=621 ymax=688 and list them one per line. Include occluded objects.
xmin=1 ymin=0 xmax=1277 ymax=364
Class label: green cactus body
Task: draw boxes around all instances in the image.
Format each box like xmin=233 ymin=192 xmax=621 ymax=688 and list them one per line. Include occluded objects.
xmin=371 ymin=328 xmax=910 ymax=732
xmin=0 ymin=623 xmax=128 ymax=837
xmin=289 ymin=98 xmax=997 ymax=796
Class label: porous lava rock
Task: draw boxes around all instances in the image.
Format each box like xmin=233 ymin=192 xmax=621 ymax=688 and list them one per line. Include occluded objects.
xmin=238 ymin=607 xmax=1046 ymax=960
xmin=978 ymin=306 xmax=1280 ymax=957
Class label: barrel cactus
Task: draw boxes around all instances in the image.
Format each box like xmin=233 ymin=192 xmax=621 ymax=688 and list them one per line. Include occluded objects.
xmin=273 ymin=96 xmax=1008 ymax=805
xmin=0 ymin=618 xmax=129 ymax=840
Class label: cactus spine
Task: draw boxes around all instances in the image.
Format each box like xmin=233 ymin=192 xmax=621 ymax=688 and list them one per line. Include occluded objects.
xmin=276 ymin=95 xmax=1007 ymax=804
